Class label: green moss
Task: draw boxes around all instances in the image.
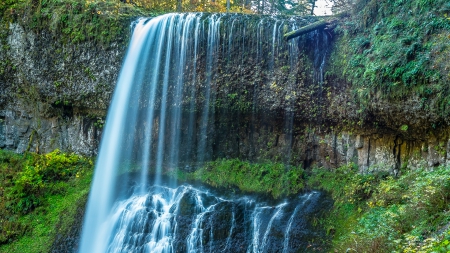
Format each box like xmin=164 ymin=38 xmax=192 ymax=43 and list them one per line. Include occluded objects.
xmin=330 ymin=0 xmax=450 ymax=118
xmin=184 ymin=159 xmax=305 ymax=199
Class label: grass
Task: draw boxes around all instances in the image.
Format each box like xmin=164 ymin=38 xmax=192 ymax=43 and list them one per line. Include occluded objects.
xmin=176 ymin=158 xmax=305 ymax=199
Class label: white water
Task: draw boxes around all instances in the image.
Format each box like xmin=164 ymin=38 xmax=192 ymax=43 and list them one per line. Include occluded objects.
xmin=79 ymin=13 xmax=328 ymax=253
xmin=87 ymin=184 xmax=324 ymax=253
xmin=282 ymin=192 xmax=317 ymax=253
xmin=78 ymin=17 xmax=161 ymax=253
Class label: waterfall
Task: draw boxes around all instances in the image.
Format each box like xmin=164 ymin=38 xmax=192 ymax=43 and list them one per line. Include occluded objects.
xmin=79 ymin=13 xmax=331 ymax=253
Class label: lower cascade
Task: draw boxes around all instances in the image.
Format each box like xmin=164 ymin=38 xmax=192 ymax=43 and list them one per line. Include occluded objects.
xmin=79 ymin=13 xmax=331 ymax=252
xmin=106 ymin=185 xmax=328 ymax=253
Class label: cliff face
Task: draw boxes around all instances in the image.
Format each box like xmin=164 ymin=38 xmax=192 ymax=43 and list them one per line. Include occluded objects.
xmin=1 ymin=6 xmax=449 ymax=174
xmin=0 ymin=22 xmax=125 ymax=155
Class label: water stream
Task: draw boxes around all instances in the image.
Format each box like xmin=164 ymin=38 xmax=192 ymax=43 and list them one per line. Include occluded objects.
xmin=79 ymin=13 xmax=331 ymax=252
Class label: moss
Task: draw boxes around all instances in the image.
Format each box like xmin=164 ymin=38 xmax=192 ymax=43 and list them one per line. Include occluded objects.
xmin=181 ymin=158 xmax=305 ymax=199
xmin=329 ymin=0 xmax=450 ymax=119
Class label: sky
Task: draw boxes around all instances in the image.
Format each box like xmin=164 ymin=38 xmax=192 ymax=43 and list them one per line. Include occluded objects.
xmin=314 ymin=0 xmax=333 ymax=16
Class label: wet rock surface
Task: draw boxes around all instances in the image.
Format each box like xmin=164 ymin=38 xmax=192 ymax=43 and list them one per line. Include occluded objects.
xmin=104 ymin=185 xmax=331 ymax=253
xmin=0 ymin=22 xmax=125 ymax=155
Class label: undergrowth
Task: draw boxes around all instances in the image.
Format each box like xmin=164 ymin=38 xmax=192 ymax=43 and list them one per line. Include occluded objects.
xmin=2 ymin=150 xmax=450 ymax=253
xmin=307 ymin=164 xmax=450 ymax=253
xmin=0 ymin=149 xmax=93 ymax=252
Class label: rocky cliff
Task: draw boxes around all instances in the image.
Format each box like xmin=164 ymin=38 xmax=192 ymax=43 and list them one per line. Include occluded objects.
xmin=0 ymin=22 xmax=125 ymax=155
xmin=1 ymin=3 xmax=450 ymax=174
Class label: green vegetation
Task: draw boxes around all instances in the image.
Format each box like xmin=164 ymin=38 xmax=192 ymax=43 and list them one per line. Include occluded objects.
xmin=307 ymin=164 xmax=450 ymax=253
xmin=330 ymin=0 xmax=450 ymax=118
xmin=178 ymin=159 xmax=450 ymax=252
xmin=0 ymin=149 xmax=93 ymax=252
xmin=1 ymin=153 xmax=450 ymax=253
xmin=0 ymin=0 xmax=155 ymax=46
xmin=179 ymin=159 xmax=305 ymax=198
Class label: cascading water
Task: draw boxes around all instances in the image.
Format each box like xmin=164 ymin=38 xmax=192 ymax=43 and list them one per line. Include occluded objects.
xmin=79 ymin=13 xmax=331 ymax=253
xmin=89 ymin=184 xmax=327 ymax=253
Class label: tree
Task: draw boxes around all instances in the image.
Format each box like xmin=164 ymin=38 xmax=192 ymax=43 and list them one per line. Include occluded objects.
xmin=258 ymin=0 xmax=313 ymax=15
xmin=329 ymin=0 xmax=354 ymax=14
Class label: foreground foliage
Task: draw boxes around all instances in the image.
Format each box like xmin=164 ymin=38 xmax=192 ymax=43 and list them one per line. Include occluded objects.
xmin=0 ymin=149 xmax=93 ymax=252
xmin=308 ymin=164 xmax=450 ymax=253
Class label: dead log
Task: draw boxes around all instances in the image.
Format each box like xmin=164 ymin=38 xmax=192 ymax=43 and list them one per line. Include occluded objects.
xmin=283 ymin=11 xmax=349 ymax=41
xmin=283 ymin=19 xmax=331 ymax=40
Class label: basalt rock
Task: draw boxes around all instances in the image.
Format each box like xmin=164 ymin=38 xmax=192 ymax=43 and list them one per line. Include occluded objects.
xmin=0 ymin=22 xmax=125 ymax=155
xmin=0 ymin=15 xmax=449 ymax=172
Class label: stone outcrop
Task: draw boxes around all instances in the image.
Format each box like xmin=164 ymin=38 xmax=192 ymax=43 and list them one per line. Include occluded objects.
xmin=0 ymin=19 xmax=449 ymax=173
xmin=0 ymin=23 xmax=126 ymax=155
xmin=212 ymin=111 xmax=450 ymax=174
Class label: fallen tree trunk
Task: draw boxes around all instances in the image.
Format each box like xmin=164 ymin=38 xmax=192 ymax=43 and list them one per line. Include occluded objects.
xmin=283 ymin=11 xmax=349 ymax=41
xmin=283 ymin=19 xmax=331 ymax=40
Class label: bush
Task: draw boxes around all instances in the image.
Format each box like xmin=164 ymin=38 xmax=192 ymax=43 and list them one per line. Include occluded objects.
xmin=6 ymin=149 xmax=91 ymax=214
xmin=0 ymin=148 xmax=93 ymax=249
xmin=309 ymin=164 xmax=450 ymax=252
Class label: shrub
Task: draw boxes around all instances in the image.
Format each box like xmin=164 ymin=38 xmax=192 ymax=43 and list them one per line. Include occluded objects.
xmin=6 ymin=149 xmax=91 ymax=214
xmin=0 ymin=148 xmax=93 ymax=248
xmin=309 ymin=164 xmax=450 ymax=252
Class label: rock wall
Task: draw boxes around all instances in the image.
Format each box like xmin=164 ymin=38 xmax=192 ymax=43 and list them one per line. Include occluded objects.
xmin=0 ymin=23 xmax=126 ymax=155
xmin=211 ymin=110 xmax=450 ymax=174
xmin=1 ymin=20 xmax=449 ymax=172
xmin=0 ymin=104 xmax=101 ymax=155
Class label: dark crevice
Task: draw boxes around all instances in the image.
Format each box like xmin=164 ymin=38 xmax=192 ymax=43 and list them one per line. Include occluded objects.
xmin=366 ymin=138 xmax=371 ymax=170
xmin=393 ymin=135 xmax=403 ymax=175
